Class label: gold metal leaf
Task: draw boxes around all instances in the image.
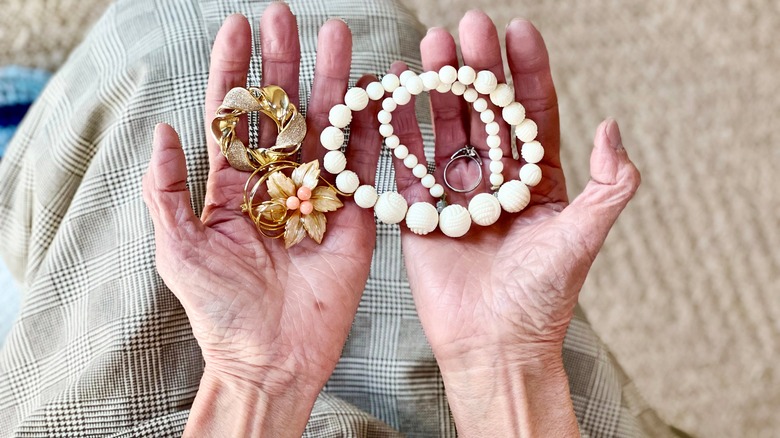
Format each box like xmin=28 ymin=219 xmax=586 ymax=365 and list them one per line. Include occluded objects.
xmin=267 ymin=171 xmax=295 ymax=200
xmin=302 ymin=211 xmax=327 ymax=244
xmin=310 ymin=186 xmax=343 ymax=212
xmin=222 ymin=87 xmax=264 ymax=112
xmin=284 ymin=212 xmax=307 ymax=248
xmin=291 ymin=161 xmax=320 ymax=190
xmin=275 ymin=111 xmax=307 ymax=148
xmin=225 ymin=138 xmax=256 ymax=172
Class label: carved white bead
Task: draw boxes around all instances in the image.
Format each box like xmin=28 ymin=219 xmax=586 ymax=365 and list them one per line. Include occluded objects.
xmin=375 ymin=191 xmax=408 ymax=224
xmin=336 ymin=170 xmax=360 ymax=194
xmin=490 ymin=173 xmax=504 ymax=187
xmin=438 ymin=204 xmax=471 ymax=238
xmin=519 ymin=163 xmax=542 ymax=186
xmin=515 ymin=118 xmax=538 ymax=143
xmin=457 ymin=65 xmax=477 ymax=85
xmin=393 ymin=145 xmax=409 ymax=159
xmin=381 ymin=73 xmax=400 ymax=92
xmin=502 ymin=102 xmax=526 ymax=126
xmin=473 ymin=98 xmax=488 ymax=113
xmin=489 ymin=160 xmax=504 ymax=174
xmin=405 ymin=75 xmax=424 ymax=95
xmin=451 ymin=81 xmax=466 ymax=96
xmin=379 ymin=124 xmax=394 ymax=137
xmin=480 ymin=109 xmax=495 ymax=124
xmin=403 ymin=154 xmax=418 ymax=169
xmin=320 ymin=126 xmax=344 ymax=151
xmin=487 ymin=135 xmax=501 ymax=148
xmin=385 ymin=135 xmax=400 ymax=149
xmin=420 ymin=71 xmax=441 ymax=91
xmin=393 ymin=86 xmax=412 ymax=105
xmin=354 ymin=185 xmax=378 ymax=209
xmin=377 ymin=110 xmax=392 ymax=124
xmin=324 ymin=150 xmax=347 ymax=174
xmin=421 ymin=174 xmax=436 ymax=188
xmin=463 ymin=88 xmax=479 ymax=103
xmin=382 ymin=97 xmax=397 ymax=112
xmin=412 ymin=164 xmax=428 ymax=178
xmin=488 ymin=147 xmax=503 ymax=161
xmin=328 ymin=104 xmax=352 ymax=128
xmin=521 ymin=141 xmax=544 ymax=164
xmin=435 ymin=82 xmax=451 ymax=93
xmin=366 ymin=81 xmax=385 ymax=100
xmin=474 ymin=70 xmax=498 ymax=95
xmin=344 ymin=87 xmax=369 ymax=111
xmin=485 ymin=122 xmax=500 ymax=136
xmin=468 ymin=193 xmax=501 ymax=226
xmin=405 ymin=202 xmax=439 ymax=235
xmin=489 ymin=83 xmax=514 ymax=108
xmin=497 ymin=180 xmax=530 ymax=213
xmin=438 ymin=65 xmax=458 ymax=84
xmin=399 ymin=70 xmax=417 ymax=86
xmin=429 ymin=184 xmax=445 ymax=198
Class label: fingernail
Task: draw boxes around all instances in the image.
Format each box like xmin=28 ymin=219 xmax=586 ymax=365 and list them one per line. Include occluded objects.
xmin=605 ymin=118 xmax=624 ymax=151
xmin=507 ymin=18 xmax=531 ymax=30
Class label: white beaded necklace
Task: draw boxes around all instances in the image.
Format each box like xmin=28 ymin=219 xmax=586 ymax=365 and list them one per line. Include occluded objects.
xmin=318 ymin=66 xmax=544 ymax=237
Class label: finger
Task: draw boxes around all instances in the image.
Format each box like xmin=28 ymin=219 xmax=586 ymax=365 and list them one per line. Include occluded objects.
xmin=559 ymin=119 xmax=640 ymax=259
xmin=344 ymin=75 xmax=382 ymax=186
xmin=259 ymin=2 xmax=301 ymax=148
xmin=300 ymin=19 xmax=352 ymax=164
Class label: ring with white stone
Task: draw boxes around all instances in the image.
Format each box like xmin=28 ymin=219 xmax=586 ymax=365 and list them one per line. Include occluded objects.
xmin=443 ymin=145 xmax=483 ymax=193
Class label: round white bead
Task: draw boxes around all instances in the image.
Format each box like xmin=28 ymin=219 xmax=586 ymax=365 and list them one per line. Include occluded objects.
xmin=412 ymin=164 xmax=428 ymax=178
xmin=521 ymin=141 xmax=545 ymax=164
xmin=487 ymin=135 xmax=501 ymax=148
xmin=438 ymin=65 xmax=458 ymax=84
xmin=473 ymin=97 xmax=488 ymax=113
xmin=515 ymin=118 xmax=538 ymax=143
xmin=366 ymin=81 xmax=385 ymax=100
xmin=405 ymin=75 xmax=424 ymax=95
xmin=403 ymin=154 xmax=418 ymax=169
xmin=405 ymin=202 xmax=439 ymax=235
xmin=377 ymin=110 xmax=392 ymax=124
xmin=328 ymin=104 xmax=352 ymax=129
xmin=385 ymin=135 xmax=400 ymax=149
xmin=489 ymin=173 xmax=504 ymax=187
xmin=393 ymin=145 xmax=409 ymax=159
xmin=392 ymin=86 xmax=412 ymax=106
xmin=323 ymin=150 xmax=347 ymax=174
xmin=502 ymin=102 xmax=526 ymax=126
xmin=435 ymin=82 xmax=451 ymax=93
xmin=463 ymin=88 xmax=479 ymax=103
xmin=451 ymin=81 xmax=466 ymax=96
xmin=497 ymin=180 xmax=530 ymax=213
xmin=474 ymin=70 xmax=498 ymax=95
xmin=429 ymin=184 xmax=445 ymax=198
xmin=519 ymin=163 xmax=542 ymax=186
xmin=382 ymin=97 xmax=397 ymax=113
xmin=438 ymin=204 xmax=471 ymax=238
xmin=374 ymin=191 xmax=408 ymax=224
xmin=381 ymin=73 xmax=400 ymax=92
xmin=488 ymin=148 xmax=503 ymax=161
xmin=320 ymin=126 xmax=344 ymax=151
xmin=421 ymin=174 xmax=436 ymax=188
xmin=336 ymin=170 xmax=360 ymax=194
xmin=485 ymin=122 xmax=500 ymax=136
xmin=379 ymin=124 xmax=394 ymax=137
xmin=480 ymin=109 xmax=495 ymax=124
xmin=489 ymin=83 xmax=514 ymax=108
xmin=489 ymin=160 xmax=504 ymax=174
xmin=399 ymin=70 xmax=417 ymax=86
xmin=457 ymin=65 xmax=477 ymax=85
xmin=420 ymin=71 xmax=441 ymax=91
xmin=468 ymin=193 xmax=501 ymax=226
xmin=344 ymin=87 xmax=369 ymax=111
xmin=354 ymin=185 xmax=378 ymax=209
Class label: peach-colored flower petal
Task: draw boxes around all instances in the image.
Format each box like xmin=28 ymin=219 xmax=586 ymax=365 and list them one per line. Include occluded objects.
xmin=310 ymin=186 xmax=343 ymax=213
xmin=302 ymin=210 xmax=326 ymax=244
xmin=267 ymin=171 xmax=296 ymax=200
xmin=291 ymin=160 xmax=320 ymax=190
xmin=284 ymin=211 xmax=307 ymax=248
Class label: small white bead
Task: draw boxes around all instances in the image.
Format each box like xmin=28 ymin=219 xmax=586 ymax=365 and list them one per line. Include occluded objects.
xmin=381 ymin=73 xmax=400 ymax=92
xmin=468 ymin=193 xmax=501 ymax=226
xmin=405 ymin=202 xmax=439 ymax=235
xmin=497 ymin=180 xmax=530 ymax=213
xmin=374 ymin=191 xmax=408 ymax=224
xmin=377 ymin=110 xmax=392 ymax=125
xmin=328 ymin=104 xmax=352 ymax=129
xmin=487 ymin=135 xmax=501 ymax=148
xmin=366 ymin=82 xmax=385 ymax=100
xmin=405 ymin=75 xmax=424 ymax=95
xmin=502 ymin=102 xmax=526 ymax=126
xmin=451 ymin=81 xmax=466 ymax=96
xmin=488 ymin=148 xmax=503 ymax=161
xmin=403 ymin=154 xmax=418 ymax=169
xmin=438 ymin=65 xmax=458 ymax=84
xmin=429 ymin=184 xmax=445 ymax=198
xmin=385 ymin=135 xmax=400 ymax=149
xmin=474 ymin=70 xmax=498 ymax=94
xmin=521 ymin=141 xmax=545 ymax=164
xmin=473 ymin=98 xmax=488 ymax=113
xmin=393 ymin=145 xmax=409 ymax=159
xmin=382 ymin=98 xmax=397 ymax=113
xmin=421 ymin=174 xmax=436 ymax=188
xmin=515 ymin=118 xmax=538 ymax=143
xmin=490 ymin=173 xmax=504 ymax=187
xmin=485 ymin=122 xmax=500 ymax=136
xmin=323 ymin=150 xmax=347 ymax=174
xmin=435 ymin=81 xmax=451 ymax=93
xmin=336 ymin=170 xmax=360 ymax=194
xmin=399 ymin=70 xmax=417 ymax=86
xmin=489 ymin=83 xmax=514 ymax=108
xmin=379 ymin=124 xmax=394 ymax=137
xmin=412 ymin=164 xmax=428 ymax=178
xmin=463 ymin=88 xmax=479 ymax=103
xmin=480 ymin=109 xmax=495 ymax=124
xmin=344 ymin=87 xmax=369 ymax=111
xmin=519 ymin=163 xmax=542 ymax=186
xmin=457 ymin=65 xmax=477 ymax=85
xmin=420 ymin=71 xmax=441 ymax=91
xmin=320 ymin=126 xmax=344 ymax=151
xmin=489 ymin=160 xmax=504 ymax=174
xmin=392 ymin=86 xmax=412 ymax=106
xmin=354 ymin=185 xmax=378 ymax=209
xmin=438 ymin=204 xmax=471 ymax=237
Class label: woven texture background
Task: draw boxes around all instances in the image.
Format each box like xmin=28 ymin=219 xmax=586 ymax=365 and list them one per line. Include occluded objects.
xmin=2 ymin=0 xmax=778 ymax=436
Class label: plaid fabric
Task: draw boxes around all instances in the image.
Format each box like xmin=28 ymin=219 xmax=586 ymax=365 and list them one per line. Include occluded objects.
xmin=0 ymin=0 xmax=673 ymax=436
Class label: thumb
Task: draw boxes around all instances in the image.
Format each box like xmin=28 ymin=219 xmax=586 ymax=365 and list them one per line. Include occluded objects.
xmin=558 ymin=119 xmax=641 ymax=258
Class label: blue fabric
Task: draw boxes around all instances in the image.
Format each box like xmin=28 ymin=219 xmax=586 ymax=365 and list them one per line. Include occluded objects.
xmin=0 ymin=66 xmax=51 ymax=157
